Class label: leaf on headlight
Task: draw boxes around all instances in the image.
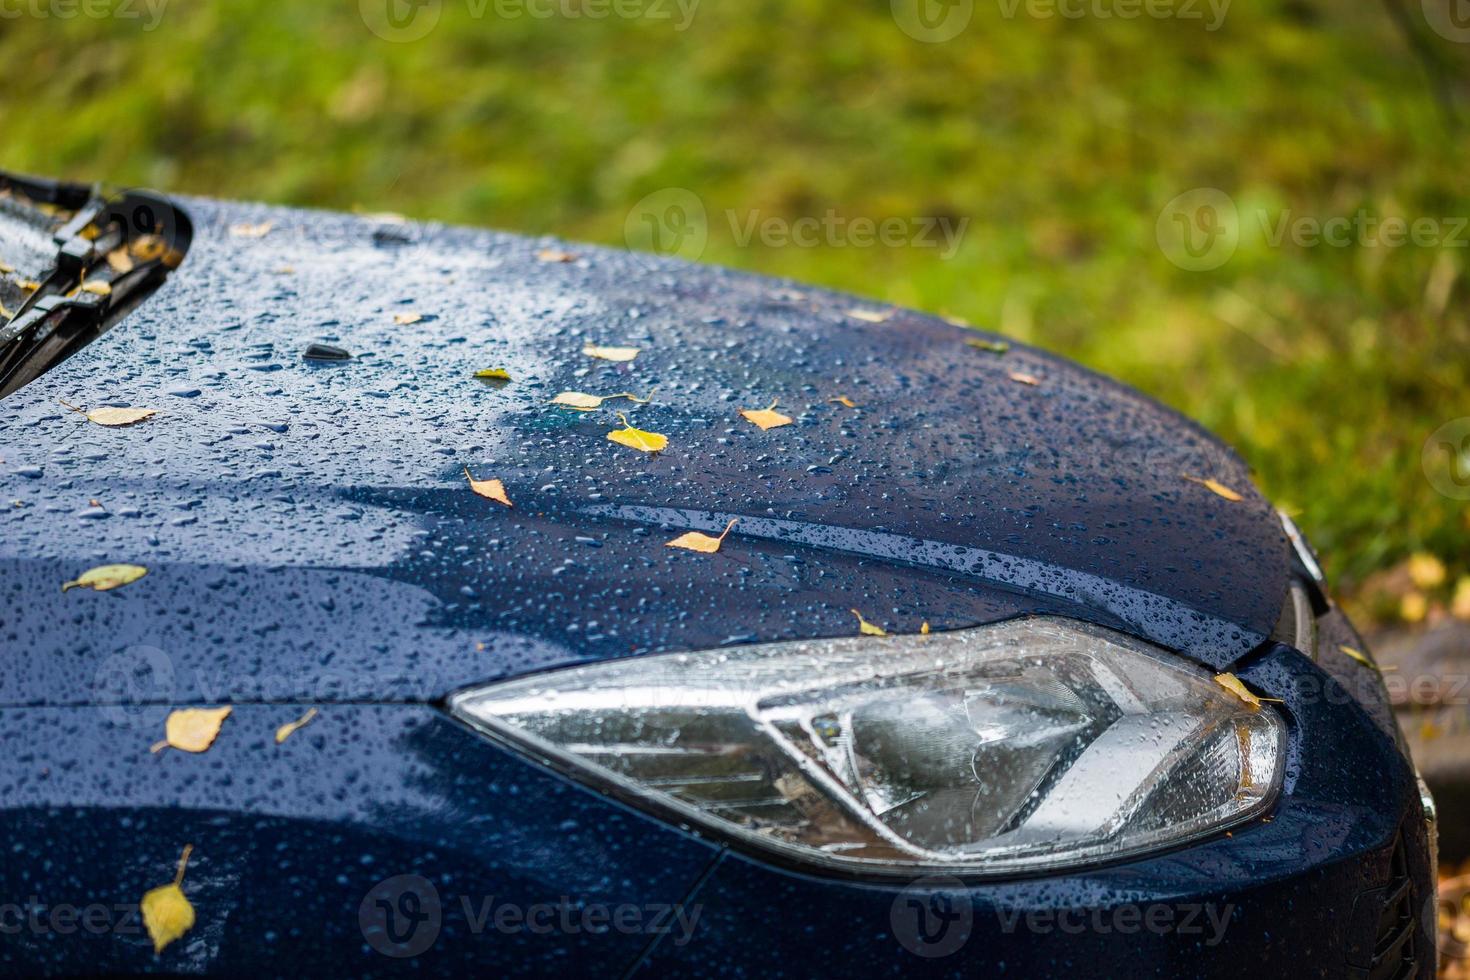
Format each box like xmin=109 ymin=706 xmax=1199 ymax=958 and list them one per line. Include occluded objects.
xmin=607 ymin=413 xmax=668 ymax=453
xmin=275 ymin=708 xmax=319 ymax=744
xmin=464 ymin=467 xmax=513 ymax=507
xmin=151 ymin=707 xmax=232 ymax=754
xmin=62 ymin=563 xmax=148 ymax=593
xmin=740 ymin=400 xmax=792 ymax=431
xmin=1212 ymin=673 xmax=1277 ymax=710
xmin=584 ymin=344 xmax=640 ymax=362
xmin=1184 ymin=475 xmax=1244 ymax=502
xmin=667 ymin=519 xmax=738 ymax=554
xmin=141 ymin=844 xmax=195 ymax=954
xmin=851 ymin=609 xmax=888 ymax=637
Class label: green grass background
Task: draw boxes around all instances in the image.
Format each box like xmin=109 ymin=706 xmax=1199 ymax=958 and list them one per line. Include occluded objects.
xmin=3 ymin=0 xmax=1467 ymax=597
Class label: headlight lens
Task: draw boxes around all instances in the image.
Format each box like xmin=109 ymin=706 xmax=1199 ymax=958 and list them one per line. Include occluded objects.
xmin=450 ymin=617 xmax=1283 ymax=876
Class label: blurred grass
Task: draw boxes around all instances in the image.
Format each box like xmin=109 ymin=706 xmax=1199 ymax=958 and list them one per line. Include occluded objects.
xmin=2 ymin=0 xmax=1467 ymax=597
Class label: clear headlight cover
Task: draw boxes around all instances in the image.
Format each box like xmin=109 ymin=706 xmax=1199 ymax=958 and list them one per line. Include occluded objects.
xmin=450 ymin=617 xmax=1283 ymax=876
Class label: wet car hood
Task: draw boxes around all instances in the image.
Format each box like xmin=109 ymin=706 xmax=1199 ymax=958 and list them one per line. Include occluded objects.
xmin=0 ymin=198 xmax=1289 ymax=706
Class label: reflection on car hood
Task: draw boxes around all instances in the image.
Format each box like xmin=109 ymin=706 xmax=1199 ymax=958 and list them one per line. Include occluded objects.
xmin=0 ymin=198 xmax=1288 ymax=706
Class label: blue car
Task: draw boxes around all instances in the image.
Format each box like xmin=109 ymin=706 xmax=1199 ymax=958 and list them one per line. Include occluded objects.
xmin=0 ymin=171 xmax=1435 ymax=978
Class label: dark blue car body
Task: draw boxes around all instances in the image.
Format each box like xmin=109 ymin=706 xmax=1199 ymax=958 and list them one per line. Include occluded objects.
xmin=0 ymin=189 xmax=1433 ymax=977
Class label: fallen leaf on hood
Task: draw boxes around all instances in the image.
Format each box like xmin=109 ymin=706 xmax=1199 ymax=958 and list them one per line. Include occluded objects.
xmin=740 ymin=400 xmax=793 ymax=431
xmin=393 ymin=312 xmax=422 ymax=325
xmin=943 ymin=314 xmax=971 ymax=327
xmin=1008 ymin=371 xmax=1041 ymax=386
xmin=464 ymin=467 xmax=513 ymax=507
xmin=60 ymin=399 xmax=158 ymax=427
xmin=79 ymin=280 xmax=112 ymax=296
xmin=275 ymin=708 xmax=318 ymax=744
xmin=966 ymin=338 xmax=1010 ymax=354
xmin=0 ymin=260 xmax=12 ymax=273
xmin=584 ymin=344 xmax=640 ymax=362
xmin=1183 ymin=475 xmax=1245 ymax=502
xmin=550 ymin=389 xmax=653 ymax=411
xmin=851 ymin=609 xmax=888 ymax=637
xmin=229 ymin=221 xmax=274 ymax=238
xmin=921 ymin=621 xmax=930 ymax=635
xmin=537 ymin=248 xmax=577 ymax=263
xmin=474 ymin=368 xmax=512 ymax=381
xmin=667 ymin=518 xmax=738 ymax=554
xmin=828 ymin=396 xmax=858 ymax=408
xmin=847 ymin=308 xmax=893 ymax=323
xmin=607 ymin=413 xmax=668 ymax=453
xmin=151 ymin=707 xmax=232 ymax=754
xmin=1213 ymin=673 xmax=1262 ymax=709
xmin=141 ymin=844 xmax=196 ymax=954
xmin=62 ymin=563 xmax=148 ymax=593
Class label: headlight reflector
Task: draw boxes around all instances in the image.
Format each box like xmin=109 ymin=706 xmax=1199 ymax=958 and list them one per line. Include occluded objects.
xmin=450 ymin=617 xmax=1283 ymax=875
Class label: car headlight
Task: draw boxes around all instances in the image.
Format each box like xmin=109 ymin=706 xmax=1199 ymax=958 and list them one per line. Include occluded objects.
xmin=449 ymin=617 xmax=1283 ymax=876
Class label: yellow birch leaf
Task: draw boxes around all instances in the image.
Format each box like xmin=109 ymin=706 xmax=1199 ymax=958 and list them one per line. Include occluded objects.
xmin=607 ymin=413 xmax=668 ymax=453
xmin=1213 ymin=673 xmax=1261 ymax=710
xmin=80 ymin=280 xmax=112 ymax=296
xmin=584 ymin=344 xmax=640 ymax=362
xmin=87 ymin=407 xmax=158 ymax=427
xmin=966 ymin=338 xmax=1010 ymax=354
xmin=666 ymin=519 xmax=738 ymax=554
xmin=551 ymin=391 xmax=606 ymax=410
xmin=474 ymin=368 xmax=512 ymax=381
xmin=275 ymin=708 xmax=319 ymax=744
xmin=393 ymin=312 xmax=422 ymax=325
xmin=829 ymin=396 xmax=858 ymax=408
xmin=1338 ymin=645 xmax=1381 ymax=672
xmin=847 ymin=308 xmax=893 ymax=323
xmin=551 ymin=390 xmax=653 ymax=411
xmin=1008 ymin=371 xmax=1041 ymax=386
xmin=464 ymin=467 xmax=513 ymax=507
xmin=921 ymin=621 xmax=931 ymax=635
xmin=152 ymin=707 xmax=232 ymax=754
xmin=1183 ymin=475 xmax=1245 ymax=502
xmin=229 ymin=221 xmax=273 ymax=238
xmin=851 ymin=609 xmax=888 ymax=637
xmin=62 ymin=563 xmax=148 ymax=593
xmin=740 ymin=400 xmax=793 ymax=431
xmin=537 ymin=248 xmax=577 ymax=263
xmin=141 ymin=844 xmax=196 ymax=954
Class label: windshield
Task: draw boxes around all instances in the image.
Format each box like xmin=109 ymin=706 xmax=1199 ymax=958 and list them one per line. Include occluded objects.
xmin=0 ymin=171 xmax=190 ymax=399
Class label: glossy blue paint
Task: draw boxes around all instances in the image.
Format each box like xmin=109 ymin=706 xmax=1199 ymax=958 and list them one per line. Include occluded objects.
xmin=0 ymin=197 xmax=1428 ymax=976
